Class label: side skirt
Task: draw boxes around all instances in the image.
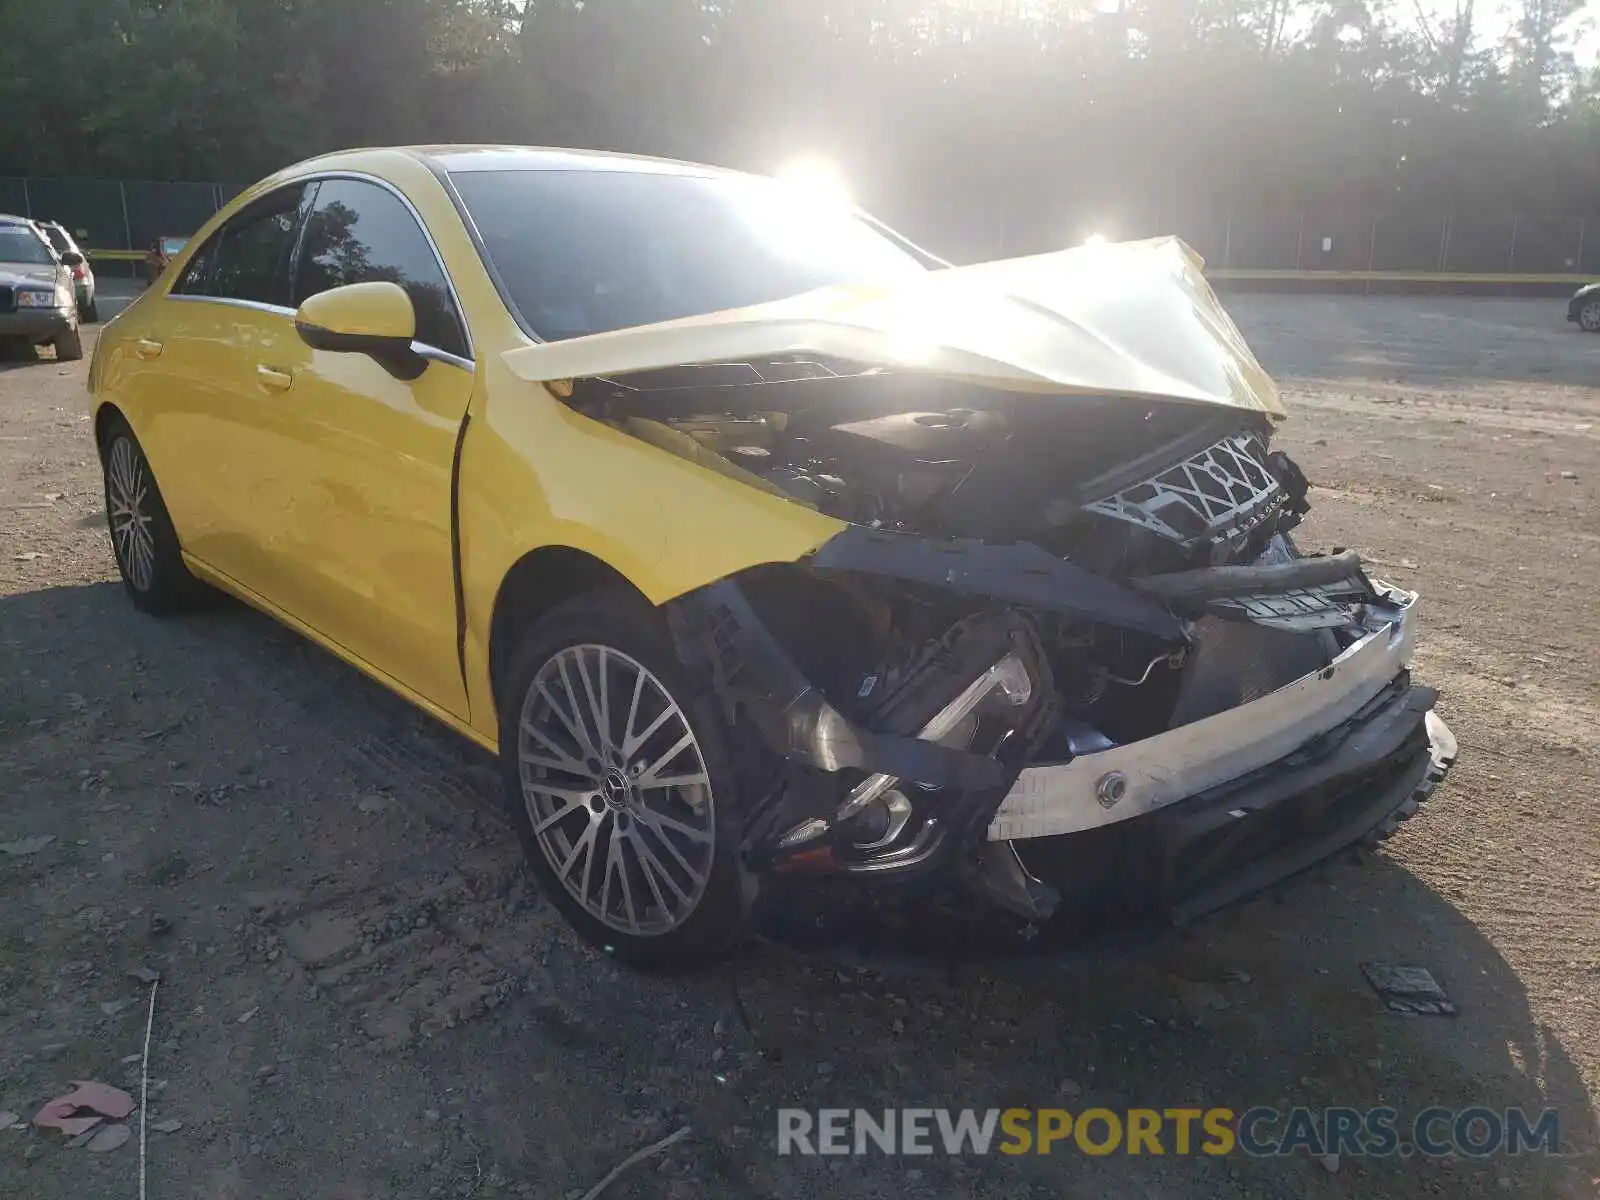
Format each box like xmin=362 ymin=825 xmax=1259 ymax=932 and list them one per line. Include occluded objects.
xmin=181 ymin=553 xmax=500 ymax=756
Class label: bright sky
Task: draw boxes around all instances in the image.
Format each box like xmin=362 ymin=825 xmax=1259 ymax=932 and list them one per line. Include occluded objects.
xmin=1445 ymin=0 xmax=1598 ymax=66
xmin=1568 ymin=8 xmax=1599 ymax=64
xmin=1001 ymin=0 xmax=1599 ymax=66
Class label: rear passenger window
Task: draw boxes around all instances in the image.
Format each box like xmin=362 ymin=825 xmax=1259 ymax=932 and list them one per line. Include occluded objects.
xmin=173 ymin=238 xmax=217 ymax=296
xmin=294 ymin=179 xmax=469 ymax=358
xmin=175 ymin=184 xmax=305 ymax=305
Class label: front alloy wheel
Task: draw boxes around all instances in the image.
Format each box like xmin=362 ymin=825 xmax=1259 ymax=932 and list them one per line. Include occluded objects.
xmin=1580 ymin=299 xmax=1600 ymax=332
xmin=518 ymin=645 xmax=717 ymax=937
xmin=498 ymin=591 xmax=753 ymax=967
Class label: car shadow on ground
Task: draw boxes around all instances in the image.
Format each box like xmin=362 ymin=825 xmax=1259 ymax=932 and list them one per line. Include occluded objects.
xmin=0 ymin=346 xmax=53 ymax=370
xmin=0 ymin=581 xmax=1594 ymax=1198
xmin=0 ymin=340 xmax=82 ymax=370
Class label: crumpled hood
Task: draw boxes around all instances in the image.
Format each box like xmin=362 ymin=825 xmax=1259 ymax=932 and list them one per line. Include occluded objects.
xmin=0 ymin=264 xmax=61 ymax=288
xmin=502 ymin=236 xmax=1285 ymax=418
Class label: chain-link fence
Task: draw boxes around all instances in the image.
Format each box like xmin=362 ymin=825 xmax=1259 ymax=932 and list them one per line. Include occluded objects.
xmin=1176 ymin=212 xmax=1600 ymax=277
xmin=0 ymin=177 xmax=247 ymax=276
xmin=5 ymin=175 xmax=1599 ymax=280
xmin=914 ymin=198 xmax=1600 ymax=278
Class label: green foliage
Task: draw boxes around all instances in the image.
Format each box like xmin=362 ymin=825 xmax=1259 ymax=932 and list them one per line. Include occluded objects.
xmin=0 ymin=0 xmax=1595 ymax=249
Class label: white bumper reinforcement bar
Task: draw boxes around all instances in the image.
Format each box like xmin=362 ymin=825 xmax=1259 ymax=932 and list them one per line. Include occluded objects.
xmin=987 ymin=591 xmax=1420 ymax=841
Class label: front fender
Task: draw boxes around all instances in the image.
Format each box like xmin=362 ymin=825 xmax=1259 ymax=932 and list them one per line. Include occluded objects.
xmin=456 ymin=362 xmax=848 ymax=738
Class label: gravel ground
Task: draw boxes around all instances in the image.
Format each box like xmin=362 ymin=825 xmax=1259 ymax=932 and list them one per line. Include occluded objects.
xmin=0 ymin=294 xmax=1596 ymax=1198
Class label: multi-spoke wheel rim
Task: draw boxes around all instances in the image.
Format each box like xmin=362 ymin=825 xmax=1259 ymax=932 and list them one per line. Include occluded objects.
xmin=517 ymin=644 xmax=716 ymax=938
xmin=107 ymin=437 xmax=156 ymax=592
xmin=1582 ymin=301 xmax=1600 ymax=331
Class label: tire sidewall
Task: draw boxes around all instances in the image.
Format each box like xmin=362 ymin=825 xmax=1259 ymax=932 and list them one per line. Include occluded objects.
xmin=99 ymin=413 xmax=195 ymax=613
xmin=496 ymin=591 xmax=754 ymax=968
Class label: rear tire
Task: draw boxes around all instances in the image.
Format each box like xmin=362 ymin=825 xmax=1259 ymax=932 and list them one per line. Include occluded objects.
xmin=83 ymin=299 xmax=100 ymax=323
xmin=497 ymin=590 xmax=756 ymax=968
xmin=99 ymin=413 xmax=207 ymax=614
xmin=53 ymin=326 xmax=83 ymax=362
xmin=1580 ymin=299 xmax=1600 ymax=332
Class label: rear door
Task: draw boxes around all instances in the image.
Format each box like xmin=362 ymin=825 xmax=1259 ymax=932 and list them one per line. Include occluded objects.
xmin=265 ymin=175 xmax=476 ymax=716
xmin=120 ymin=183 xmax=310 ymax=595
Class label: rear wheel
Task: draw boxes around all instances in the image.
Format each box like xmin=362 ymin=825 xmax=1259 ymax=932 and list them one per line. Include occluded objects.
xmin=99 ymin=413 xmax=207 ymax=614
xmin=83 ymin=298 xmax=100 ymax=323
xmin=52 ymin=326 xmax=83 ymax=362
xmin=497 ymin=591 xmax=755 ymax=967
xmin=1580 ymin=299 xmax=1600 ymax=332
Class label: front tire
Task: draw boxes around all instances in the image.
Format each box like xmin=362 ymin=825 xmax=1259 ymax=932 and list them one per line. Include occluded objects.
xmin=497 ymin=591 xmax=755 ymax=968
xmin=99 ymin=413 xmax=206 ymax=614
xmin=1579 ymin=299 xmax=1600 ymax=332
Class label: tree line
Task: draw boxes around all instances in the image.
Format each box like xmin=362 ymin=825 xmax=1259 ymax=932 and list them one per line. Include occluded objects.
xmin=0 ymin=0 xmax=1595 ymax=257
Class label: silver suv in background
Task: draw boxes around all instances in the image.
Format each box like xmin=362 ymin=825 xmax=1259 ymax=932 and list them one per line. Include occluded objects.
xmin=33 ymin=221 xmax=97 ymax=321
xmin=0 ymin=214 xmax=83 ymax=361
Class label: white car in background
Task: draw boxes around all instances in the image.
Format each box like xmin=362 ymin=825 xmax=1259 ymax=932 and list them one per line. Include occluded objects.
xmin=33 ymin=220 xmax=97 ymax=321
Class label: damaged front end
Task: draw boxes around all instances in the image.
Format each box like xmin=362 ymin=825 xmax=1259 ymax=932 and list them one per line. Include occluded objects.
xmin=662 ymin=505 xmax=1454 ymax=932
xmin=512 ymin=238 xmax=1458 ymax=933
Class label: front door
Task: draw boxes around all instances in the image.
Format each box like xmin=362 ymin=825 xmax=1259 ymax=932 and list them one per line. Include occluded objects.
xmin=260 ymin=176 xmax=476 ymax=718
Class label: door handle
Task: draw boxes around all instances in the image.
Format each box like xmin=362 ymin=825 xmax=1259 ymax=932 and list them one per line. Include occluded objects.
xmin=256 ymin=365 xmax=293 ymax=392
xmin=134 ymin=338 xmax=163 ymax=360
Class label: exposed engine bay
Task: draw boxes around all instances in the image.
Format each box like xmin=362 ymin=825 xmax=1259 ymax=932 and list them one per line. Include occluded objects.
xmin=562 ymin=359 xmax=1455 ymax=932
xmin=570 ymin=362 xmax=1319 ymax=561
xmin=569 ymin=362 xmax=1360 ymax=730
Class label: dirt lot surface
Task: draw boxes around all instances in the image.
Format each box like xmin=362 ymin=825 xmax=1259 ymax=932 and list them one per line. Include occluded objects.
xmin=1 ymin=295 xmax=1596 ymax=1198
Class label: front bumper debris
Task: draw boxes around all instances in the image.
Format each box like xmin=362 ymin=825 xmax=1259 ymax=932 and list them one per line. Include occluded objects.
xmin=1009 ymin=684 xmax=1455 ymax=929
xmin=977 ymin=588 xmax=1460 ymax=926
xmin=669 ymin=564 xmax=1455 ymax=933
xmin=988 ymin=590 xmax=1420 ymax=841
xmin=669 ymin=585 xmax=1058 ymax=880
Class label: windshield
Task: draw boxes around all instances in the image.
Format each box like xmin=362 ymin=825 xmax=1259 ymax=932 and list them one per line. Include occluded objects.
xmin=0 ymin=225 xmax=55 ymax=266
xmin=450 ymin=169 xmax=928 ymax=340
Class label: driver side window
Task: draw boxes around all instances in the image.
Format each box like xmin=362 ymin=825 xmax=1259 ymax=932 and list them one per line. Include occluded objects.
xmin=293 ymin=178 xmax=470 ymax=359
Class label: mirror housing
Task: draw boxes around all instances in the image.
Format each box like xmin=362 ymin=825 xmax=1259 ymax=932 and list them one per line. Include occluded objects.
xmin=294 ymin=281 xmax=426 ymax=381
xmin=59 ymin=250 xmax=85 ymax=268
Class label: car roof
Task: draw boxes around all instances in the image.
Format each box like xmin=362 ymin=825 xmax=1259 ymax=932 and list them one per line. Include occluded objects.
xmin=415 ymin=145 xmax=733 ymax=178
xmin=281 ymin=145 xmax=748 ymax=181
xmin=0 ymin=215 xmax=51 ymax=242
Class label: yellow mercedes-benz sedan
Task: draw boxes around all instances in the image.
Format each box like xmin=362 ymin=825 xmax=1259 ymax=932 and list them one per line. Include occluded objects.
xmin=89 ymin=146 xmax=1455 ymax=965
